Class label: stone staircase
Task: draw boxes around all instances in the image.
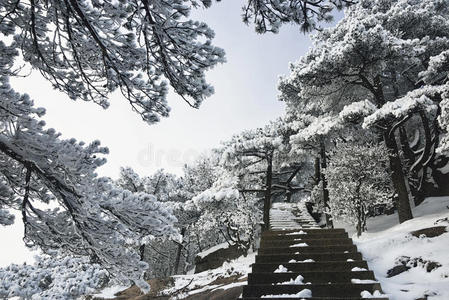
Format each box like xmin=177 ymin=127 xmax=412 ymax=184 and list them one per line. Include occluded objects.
xmin=238 ymin=203 xmax=388 ymax=300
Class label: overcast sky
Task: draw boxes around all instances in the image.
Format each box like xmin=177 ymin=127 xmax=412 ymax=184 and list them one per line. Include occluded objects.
xmin=10 ymin=1 xmax=313 ymax=178
xmin=1 ymin=1 xmax=342 ymax=267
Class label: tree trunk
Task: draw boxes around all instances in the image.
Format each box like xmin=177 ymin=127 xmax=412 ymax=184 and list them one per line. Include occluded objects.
xmin=356 ymin=198 xmax=361 ymax=237
xmin=139 ymin=244 xmax=146 ymax=260
xmin=263 ymin=154 xmax=273 ymax=231
xmin=139 ymin=244 xmax=147 ymax=279
xmin=195 ymin=233 xmax=202 ymax=252
xmin=384 ymin=130 xmax=413 ymax=223
xmin=173 ymin=227 xmax=186 ymax=275
xmin=320 ymin=139 xmax=333 ymax=228
xmin=355 ymin=181 xmax=365 ymax=237
xmin=398 ymin=126 xmax=420 ymax=205
xmin=356 ymin=210 xmax=362 ymax=238
xmin=314 ymin=157 xmax=320 ymax=186
xmin=286 ymin=191 xmax=292 ymax=203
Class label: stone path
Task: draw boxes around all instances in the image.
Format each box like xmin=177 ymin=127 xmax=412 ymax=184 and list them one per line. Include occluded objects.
xmin=269 ymin=202 xmax=320 ymax=230
xmin=238 ymin=202 xmax=388 ymax=300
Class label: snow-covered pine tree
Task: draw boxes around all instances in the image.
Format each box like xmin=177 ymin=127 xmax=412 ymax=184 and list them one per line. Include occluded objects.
xmin=421 ymin=50 xmax=449 ymax=154
xmin=0 ymin=68 xmax=177 ymax=291
xmin=190 ymin=169 xmax=259 ymax=253
xmin=182 ymin=154 xmax=218 ymax=196
xmin=325 ymin=141 xmax=392 ymax=237
xmin=219 ymin=121 xmax=282 ymax=230
xmin=0 ymin=0 xmax=225 ymax=123
xmin=114 ymin=163 xmax=217 ymax=277
xmin=217 ymin=119 xmax=308 ymax=230
xmin=278 ymin=0 xmax=449 ymax=223
xmin=0 ymin=252 xmax=109 ymax=299
xmin=1 ymin=1 xmax=222 ymax=290
xmin=241 ymin=0 xmax=355 ymax=33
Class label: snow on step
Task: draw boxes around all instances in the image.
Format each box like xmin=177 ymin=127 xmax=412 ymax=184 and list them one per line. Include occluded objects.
xmin=352 ymin=279 xmax=379 ymax=284
xmin=261 ymin=288 xmax=312 ymax=298
xmin=288 ymin=259 xmax=315 ymax=263
xmin=274 ymin=265 xmax=291 ymax=273
xmin=352 ymin=267 xmax=368 ymax=271
xmin=274 ymin=275 xmax=309 ymax=285
xmin=289 ymin=242 xmax=308 ymax=247
xmin=286 ymin=230 xmax=307 ymax=235
xmin=361 ymin=290 xmax=387 ymax=298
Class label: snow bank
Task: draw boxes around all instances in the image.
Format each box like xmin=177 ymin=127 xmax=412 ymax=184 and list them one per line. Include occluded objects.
xmin=160 ymin=251 xmax=256 ymax=298
xmin=351 ymin=196 xmax=449 ymax=300
xmin=91 ymin=285 xmax=129 ymax=299
xmin=196 ymin=242 xmax=230 ymax=259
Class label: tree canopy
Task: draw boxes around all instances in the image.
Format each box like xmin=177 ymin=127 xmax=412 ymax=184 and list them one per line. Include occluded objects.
xmin=278 ymin=0 xmax=449 ymax=223
xmin=1 ymin=0 xmax=226 ymax=123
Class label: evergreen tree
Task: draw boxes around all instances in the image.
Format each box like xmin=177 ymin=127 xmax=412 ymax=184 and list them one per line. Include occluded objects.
xmin=325 ymin=141 xmax=392 ymax=236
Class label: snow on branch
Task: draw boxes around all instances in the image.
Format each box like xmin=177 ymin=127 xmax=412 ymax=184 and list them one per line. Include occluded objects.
xmin=338 ymin=99 xmax=377 ymax=123
xmin=0 ymin=68 xmax=178 ymax=289
xmin=290 ymin=100 xmax=376 ymax=146
xmin=0 ymin=254 xmax=109 ymax=299
xmin=363 ymin=89 xmax=439 ymax=129
xmin=2 ymin=0 xmax=225 ymax=124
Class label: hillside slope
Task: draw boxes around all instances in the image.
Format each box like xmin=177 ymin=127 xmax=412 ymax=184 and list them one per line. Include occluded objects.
xmin=352 ymin=197 xmax=449 ymax=300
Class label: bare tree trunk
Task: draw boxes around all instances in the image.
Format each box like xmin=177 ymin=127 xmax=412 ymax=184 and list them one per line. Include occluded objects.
xmin=320 ymin=139 xmax=333 ymax=228
xmin=384 ymin=130 xmax=413 ymax=223
xmin=263 ymin=154 xmax=273 ymax=231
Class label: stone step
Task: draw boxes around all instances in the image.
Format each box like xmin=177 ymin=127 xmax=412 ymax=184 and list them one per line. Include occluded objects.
xmin=271 ymin=226 xmax=320 ymax=230
xmin=262 ymin=232 xmax=349 ymax=240
xmin=270 ymin=219 xmax=314 ymax=222
xmin=269 ymin=225 xmax=307 ymax=228
xmin=252 ymin=261 xmax=368 ymax=273
xmin=241 ymin=204 xmax=388 ymax=300
xmin=255 ymin=252 xmax=363 ymax=263
xmin=258 ymin=244 xmax=358 ymax=255
xmin=239 ymin=297 xmax=388 ymax=300
xmin=269 ymin=222 xmax=316 ymax=226
xmin=260 ymin=238 xmax=354 ymax=247
xmin=248 ymin=270 xmax=376 ymax=285
xmin=270 ymin=219 xmax=315 ymax=222
xmin=242 ymin=283 xmax=383 ymax=298
xmin=262 ymin=228 xmax=346 ymax=236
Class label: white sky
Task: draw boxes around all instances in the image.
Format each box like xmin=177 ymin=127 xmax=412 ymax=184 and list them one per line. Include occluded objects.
xmin=10 ymin=0 xmax=313 ymax=179
xmin=1 ymin=1 xmax=341 ymax=267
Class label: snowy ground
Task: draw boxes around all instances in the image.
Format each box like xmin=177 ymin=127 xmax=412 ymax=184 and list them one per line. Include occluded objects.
xmin=336 ymin=197 xmax=449 ymax=300
xmin=92 ymin=251 xmax=255 ymax=299
xmin=159 ymin=251 xmax=255 ymax=299
xmin=90 ymin=285 xmax=130 ymax=299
